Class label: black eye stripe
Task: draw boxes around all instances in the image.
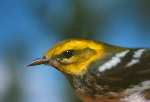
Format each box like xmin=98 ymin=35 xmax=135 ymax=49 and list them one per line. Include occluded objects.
xmin=56 ymin=50 xmax=76 ymax=61
xmin=62 ymin=50 xmax=74 ymax=58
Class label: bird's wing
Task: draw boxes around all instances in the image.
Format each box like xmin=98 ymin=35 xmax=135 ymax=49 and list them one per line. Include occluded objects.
xmin=86 ymin=49 xmax=150 ymax=102
xmin=109 ymin=49 xmax=150 ymax=83
xmin=90 ymin=49 xmax=150 ymax=89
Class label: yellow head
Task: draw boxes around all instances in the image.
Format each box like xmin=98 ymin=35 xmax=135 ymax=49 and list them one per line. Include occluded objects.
xmin=28 ymin=39 xmax=107 ymax=76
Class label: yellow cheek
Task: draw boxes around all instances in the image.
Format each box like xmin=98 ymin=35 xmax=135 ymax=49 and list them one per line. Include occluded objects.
xmin=61 ymin=51 xmax=105 ymax=75
xmin=62 ymin=61 xmax=93 ymax=75
xmin=62 ymin=63 xmax=87 ymax=75
xmin=60 ymin=56 xmax=79 ymax=64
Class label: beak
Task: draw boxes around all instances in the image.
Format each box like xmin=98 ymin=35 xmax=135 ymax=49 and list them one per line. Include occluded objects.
xmin=27 ymin=58 xmax=49 ymax=66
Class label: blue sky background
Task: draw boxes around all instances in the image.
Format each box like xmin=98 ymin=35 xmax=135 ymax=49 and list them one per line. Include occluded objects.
xmin=0 ymin=0 xmax=150 ymax=102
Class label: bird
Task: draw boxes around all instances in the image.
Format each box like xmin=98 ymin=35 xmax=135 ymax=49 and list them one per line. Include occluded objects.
xmin=28 ymin=38 xmax=150 ymax=102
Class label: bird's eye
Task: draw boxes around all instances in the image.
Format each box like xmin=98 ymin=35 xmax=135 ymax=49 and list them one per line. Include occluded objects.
xmin=62 ymin=50 xmax=74 ymax=59
xmin=56 ymin=50 xmax=75 ymax=62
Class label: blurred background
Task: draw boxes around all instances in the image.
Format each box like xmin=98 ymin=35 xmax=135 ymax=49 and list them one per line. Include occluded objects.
xmin=0 ymin=0 xmax=150 ymax=102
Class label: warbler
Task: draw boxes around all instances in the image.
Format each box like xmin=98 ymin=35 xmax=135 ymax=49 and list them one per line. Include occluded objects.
xmin=28 ymin=38 xmax=150 ymax=102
